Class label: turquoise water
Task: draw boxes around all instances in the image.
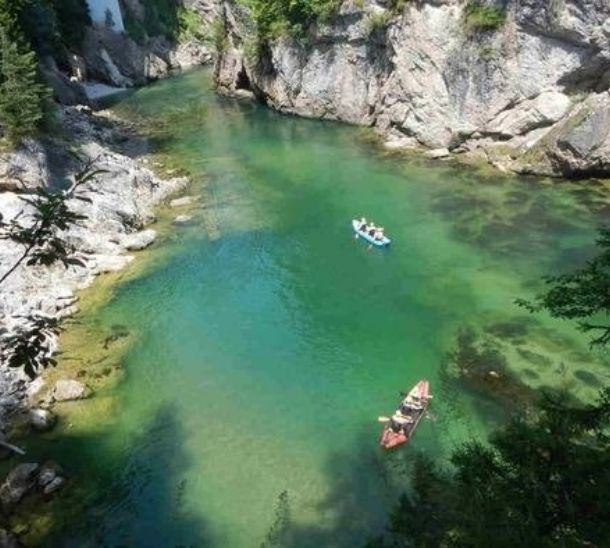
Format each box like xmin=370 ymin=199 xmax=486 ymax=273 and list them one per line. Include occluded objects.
xmin=43 ymin=70 xmax=610 ymax=547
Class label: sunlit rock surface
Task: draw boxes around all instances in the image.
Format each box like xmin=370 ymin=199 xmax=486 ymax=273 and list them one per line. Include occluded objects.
xmin=216 ymin=0 xmax=610 ymax=177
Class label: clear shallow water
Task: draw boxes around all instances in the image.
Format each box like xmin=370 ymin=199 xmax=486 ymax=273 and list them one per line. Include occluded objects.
xmin=45 ymin=70 xmax=610 ymax=547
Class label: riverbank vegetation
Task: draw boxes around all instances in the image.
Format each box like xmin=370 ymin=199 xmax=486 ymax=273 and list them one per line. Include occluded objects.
xmin=371 ymin=227 xmax=610 ymax=546
xmin=242 ymin=0 xmax=341 ymax=41
xmin=464 ymin=1 xmax=506 ymax=33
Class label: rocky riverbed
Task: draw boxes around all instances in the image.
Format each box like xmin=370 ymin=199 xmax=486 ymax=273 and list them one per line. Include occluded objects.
xmin=0 ymin=106 xmax=191 ymax=533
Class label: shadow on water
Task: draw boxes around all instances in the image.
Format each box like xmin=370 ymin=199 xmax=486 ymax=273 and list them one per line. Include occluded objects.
xmin=257 ymin=431 xmax=445 ymax=548
xmin=41 ymin=405 xmax=212 ymax=547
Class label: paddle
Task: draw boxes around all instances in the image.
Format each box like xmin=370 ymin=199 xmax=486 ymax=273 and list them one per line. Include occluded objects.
xmin=377 ymin=416 xmax=391 ymax=423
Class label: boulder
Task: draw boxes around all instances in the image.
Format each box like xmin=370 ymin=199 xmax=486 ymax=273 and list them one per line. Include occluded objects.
xmin=0 ymin=463 xmax=39 ymax=512
xmin=52 ymin=380 xmax=91 ymax=402
xmin=37 ymin=462 xmax=62 ymax=489
xmin=170 ymin=196 xmax=196 ymax=208
xmin=42 ymin=476 xmax=65 ymax=496
xmin=28 ymin=408 xmax=56 ymax=432
xmin=424 ymin=148 xmax=450 ymax=159
xmin=122 ymin=229 xmax=157 ymax=251
xmin=93 ymin=254 xmax=135 ymax=274
xmin=38 ymin=55 xmax=88 ymax=106
xmin=518 ymin=92 xmax=610 ymax=176
xmin=173 ymin=215 xmax=193 ymax=225
xmin=485 ymin=92 xmax=572 ymax=138
xmin=0 ymin=528 xmax=19 ymax=548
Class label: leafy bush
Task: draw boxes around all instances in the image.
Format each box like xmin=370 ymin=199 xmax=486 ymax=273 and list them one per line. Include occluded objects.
xmin=464 ymin=1 xmax=505 ymax=32
xmin=123 ymin=0 xmax=182 ymax=43
xmin=243 ymin=0 xmax=342 ymax=42
xmin=178 ymin=7 xmax=205 ymax=43
xmin=366 ymin=11 xmax=392 ymax=34
xmin=371 ymin=388 xmax=610 ymax=547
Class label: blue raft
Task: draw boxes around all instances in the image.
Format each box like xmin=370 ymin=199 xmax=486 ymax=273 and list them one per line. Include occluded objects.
xmin=352 ymin=220 xmax=391 ymax=248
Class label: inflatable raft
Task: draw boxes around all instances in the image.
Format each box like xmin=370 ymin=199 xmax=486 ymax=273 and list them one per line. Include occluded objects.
xmin=352 ymin=220 xmax=391 ymax=247
xmin=380 ymin=380 xmax=431 ymax=450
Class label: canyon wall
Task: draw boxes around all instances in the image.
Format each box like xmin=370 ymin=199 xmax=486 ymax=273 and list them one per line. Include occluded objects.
xmin=216 ymin=0 xmax=610 ymax=177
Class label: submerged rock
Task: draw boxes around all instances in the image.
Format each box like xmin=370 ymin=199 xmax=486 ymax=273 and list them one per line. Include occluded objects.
xmin=28 ymin=408 xmax=56 ymax=432
xmin=122 ymin=229 xmax=157 ymax=251
xmin=36 ymin=462 xmax=62 ymax=489
xmin=424 ymin=148 xmax=450 ymax=159
xmin=0 ymin=463 xmax=39 ymax=513
xmin=173 ymin=214 xmax=193 ymax=225
xmin=52 ymin=380 xmax=91 ymax=402
xmin=170 ymin=196 xmax=196 ymax=208
xmin=42 ymin=476 xmax=65 ymax=496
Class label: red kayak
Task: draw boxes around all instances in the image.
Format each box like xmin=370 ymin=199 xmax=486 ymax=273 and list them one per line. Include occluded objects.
xmin=380 ymin=380 xmax=431 ymax=450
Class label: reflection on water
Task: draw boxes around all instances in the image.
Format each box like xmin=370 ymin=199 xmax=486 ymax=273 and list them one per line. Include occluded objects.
xmin=37 ymin=69 xmax=609 ymax=547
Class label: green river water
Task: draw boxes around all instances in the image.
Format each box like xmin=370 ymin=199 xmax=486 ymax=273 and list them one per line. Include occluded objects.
xmin=34 ymin=69 xmax=610 ymax=547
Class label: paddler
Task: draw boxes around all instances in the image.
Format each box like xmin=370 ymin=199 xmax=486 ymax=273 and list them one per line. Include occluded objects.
xmin=359 ymin=217 xmax=367 ymax=231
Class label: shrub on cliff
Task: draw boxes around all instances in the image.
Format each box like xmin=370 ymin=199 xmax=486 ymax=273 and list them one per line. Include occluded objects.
xmin=244 ymin=0 xmax=342 ymax=42
xmin=464 ymin=1 xmax=505 ymax=32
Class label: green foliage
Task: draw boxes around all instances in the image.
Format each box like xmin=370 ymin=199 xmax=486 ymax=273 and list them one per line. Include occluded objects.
xmin=4 ymin=0 xmax=90 ymax=54
xmin=124 ymin=0 xmax=184 ymax=43
xmin=177 ymin=7 xmax=205 ymax=43
xmin=372 ymin=388 xmax=610 ymax=547
xmin=517 ymin=227 xmax=610 ymax=347
xmin=0 ymin=15 xmax=49 ymax=144
xmin=49 ymin=0 xmax=91 ymax=50
xmin=366 ymin=11 xmax=392 ymax=35
xmin=243 ymin=0 xmax=342 ymax=42
xmin=464 ymin=1 xmax=506 ymax=32
xmin=1 ymin=315 xmax=63 ymax=379
xmin=212 ymin=19 xmax=229 ymax=54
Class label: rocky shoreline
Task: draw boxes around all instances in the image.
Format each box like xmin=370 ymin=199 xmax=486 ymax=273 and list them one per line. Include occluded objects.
xmin=0 ymin=105 xmax=191 ymax=538
xmin=215 ymin=0 xmax=610 ymax=179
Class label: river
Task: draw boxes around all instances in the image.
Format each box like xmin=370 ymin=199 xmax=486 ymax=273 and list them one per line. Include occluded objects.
xmin=38 ymin=69 xmax=609 ymax=547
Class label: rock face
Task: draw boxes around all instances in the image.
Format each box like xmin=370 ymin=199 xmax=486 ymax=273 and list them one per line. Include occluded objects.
xmin=0 ymin=107 xmax=188 ymax=429
xmin=215 ymin=0 xmax=610 ymax=177
xmin=47 ymin=1 xmax=221 ymax=102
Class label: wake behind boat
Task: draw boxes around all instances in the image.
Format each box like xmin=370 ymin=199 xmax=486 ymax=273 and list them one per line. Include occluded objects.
xmin=352 ymin=218 xmax=391 ymax=247
xmin=379 ymin=380 xmax=431 ymax=450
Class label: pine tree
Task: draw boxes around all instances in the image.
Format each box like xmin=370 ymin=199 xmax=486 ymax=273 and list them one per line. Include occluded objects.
xmin=0 ymin=11 xmax=48 ymax=144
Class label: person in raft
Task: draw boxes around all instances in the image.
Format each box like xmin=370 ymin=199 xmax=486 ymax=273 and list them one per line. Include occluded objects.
xmin=359 ymin=217 xmax=368 ymax=231
xmin=368 ymin=223 xmax=377 ymax=236
xmin=374 ymin=227 xmax=385 ymax=241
